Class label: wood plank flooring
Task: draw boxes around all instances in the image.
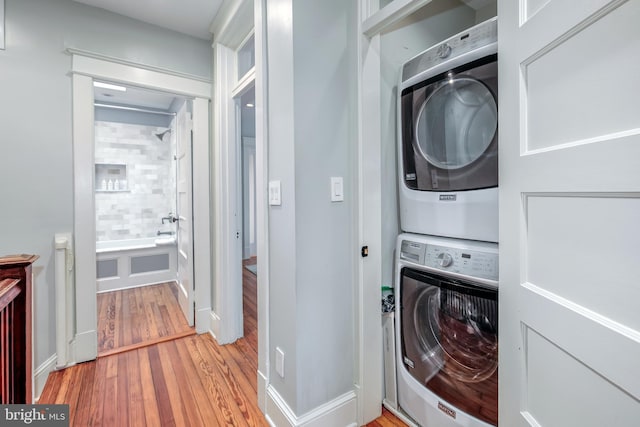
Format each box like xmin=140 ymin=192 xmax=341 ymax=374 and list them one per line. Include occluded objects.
xmin=40 ymin=333 xmax=268 ymax=426
xmin=96 ymin=282 xmax=195 ymax=356
xmin=365 ymin=408 xmax=409 ymax=427
xmin=41 ymin=258 xmax=405 ymax=426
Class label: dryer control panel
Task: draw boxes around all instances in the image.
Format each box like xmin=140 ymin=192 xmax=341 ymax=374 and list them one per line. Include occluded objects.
xmin=400 ymin=239 xmax=498 ymax=281
xmin=402 ymin=17 xmax=497 ymax=84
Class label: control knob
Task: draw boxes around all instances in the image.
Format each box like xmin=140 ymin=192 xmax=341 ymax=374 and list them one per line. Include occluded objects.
xmin=437 ymin=43 xmax=452 ymax=59
xmin=437 ymin=252 xmax=453 ymax=268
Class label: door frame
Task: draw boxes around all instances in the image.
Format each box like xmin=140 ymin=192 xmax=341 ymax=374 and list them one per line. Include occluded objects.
xmin=210 ymin=0 xmax=269 ymax=411
xmin=70 ymin=50 xmax=212 ymax=363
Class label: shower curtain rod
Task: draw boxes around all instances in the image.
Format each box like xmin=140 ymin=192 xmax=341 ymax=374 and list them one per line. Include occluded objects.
xmin=94 ymin=103 xmax=176 ymax=116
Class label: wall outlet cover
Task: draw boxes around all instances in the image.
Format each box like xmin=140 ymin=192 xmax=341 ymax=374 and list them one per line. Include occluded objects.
xmin=275 ymin=347 xmax=285 ymax=378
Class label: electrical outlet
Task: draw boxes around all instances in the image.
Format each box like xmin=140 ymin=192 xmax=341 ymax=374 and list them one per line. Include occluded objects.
xmin=275 ymin=347 xmax=285 ymax=378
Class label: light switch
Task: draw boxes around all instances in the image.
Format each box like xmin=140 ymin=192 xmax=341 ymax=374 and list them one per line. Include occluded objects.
xmin=269 ymin=180 xmax=281 ymax=206
xmin=331 ymin=177 xmax=344 ymax=202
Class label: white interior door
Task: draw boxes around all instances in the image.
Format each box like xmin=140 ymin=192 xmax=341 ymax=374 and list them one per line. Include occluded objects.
xmin=176 ymin=100 xmax=195 ymax=326
xmin=499 ymin=1 xmax=640 ymax=425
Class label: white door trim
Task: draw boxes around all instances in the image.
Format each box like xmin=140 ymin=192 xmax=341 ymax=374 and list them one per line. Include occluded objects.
xmin=210 ymin=42 xmax=244 ymax=344
xmin=70 ymin=52 xmax=212 ymax=363
xmin=254 ymin=0 xmax=270 ymax=413
xmin=211 ymin=0 xmax=268 ymax=413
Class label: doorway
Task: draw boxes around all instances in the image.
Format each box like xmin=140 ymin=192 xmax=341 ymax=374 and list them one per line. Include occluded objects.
xmin=240 ymin=85 xmax=257 ymax=259
xmin=70 ymin=52 xmax=212 ymax=364
xmin=238 ymin=84 xmax=256 ymax=337
xmin=91 ymin=82 xmax=196 ymax=355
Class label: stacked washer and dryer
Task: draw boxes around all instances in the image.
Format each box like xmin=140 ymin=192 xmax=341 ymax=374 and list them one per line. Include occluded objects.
xmin=394 ymin=18 xmax=499 ymax=427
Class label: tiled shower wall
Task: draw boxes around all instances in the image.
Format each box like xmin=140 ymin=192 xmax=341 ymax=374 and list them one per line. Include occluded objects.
xmin=95 ymin=121 xmax=176 ymax=242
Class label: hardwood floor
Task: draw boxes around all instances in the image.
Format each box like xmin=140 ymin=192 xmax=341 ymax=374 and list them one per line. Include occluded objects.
xmin=365 ymin=408 xmax=408 ymax=427
xmin=40 ymin=258 xmax=405 ymax=426
xmin=96 ymin=282 xmax=195 ymax=356
xmin=40 ymin=333 xmax=268 ymax=426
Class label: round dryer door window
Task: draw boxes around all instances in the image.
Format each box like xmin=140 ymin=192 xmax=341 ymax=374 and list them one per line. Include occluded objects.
xmin=415 ymin=77 xmax=497 ymax=170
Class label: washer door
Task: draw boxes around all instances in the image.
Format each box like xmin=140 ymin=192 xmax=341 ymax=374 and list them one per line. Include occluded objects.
xmin=400 ymin=55 xmax=498 ymax=192
xmin=400 ymin=267 xmax=498 ymax=426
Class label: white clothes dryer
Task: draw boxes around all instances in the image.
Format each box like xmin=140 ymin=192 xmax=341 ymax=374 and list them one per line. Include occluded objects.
xmin=398 ymin=18 xmax=498 ymax=243
xmin=395 ymin=233 xmax=498 ymax=427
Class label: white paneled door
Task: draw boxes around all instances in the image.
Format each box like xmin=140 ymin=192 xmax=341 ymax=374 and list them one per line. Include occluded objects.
xmin=176 ymin=101 xmax=195 ymax=326
xmin=499 ymin=0 xmax=640 ymax=425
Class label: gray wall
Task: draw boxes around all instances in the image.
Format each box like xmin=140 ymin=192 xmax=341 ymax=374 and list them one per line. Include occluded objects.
xmin=266 ymin=0 xmax=357 ymax=415
xmin=292 ymin=0 xmax=357 ymax=413
xmin=0 ymin=0 xmax=210 ymax=375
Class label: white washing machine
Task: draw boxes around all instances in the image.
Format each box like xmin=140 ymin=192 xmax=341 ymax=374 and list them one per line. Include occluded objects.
xmin=398 ymin=18 xmax=498 ymax=243
xmin=395 ymin=233 xmax=498 ymax=427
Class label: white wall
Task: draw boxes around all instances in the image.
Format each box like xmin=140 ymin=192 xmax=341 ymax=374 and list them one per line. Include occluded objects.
xmin=94 ymin=120 xmax=177 ymax=241
xmin=0 ymin=0 xmax=210 ymax=380
xmin=266 ymin=0 xmax=357 ymax=415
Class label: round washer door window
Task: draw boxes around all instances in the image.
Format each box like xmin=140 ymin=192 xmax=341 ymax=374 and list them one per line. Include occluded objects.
xmin=413 ymin=286 xmax=498 ymax=383
xmin=415 ymin=77 xmax=497 ymax=170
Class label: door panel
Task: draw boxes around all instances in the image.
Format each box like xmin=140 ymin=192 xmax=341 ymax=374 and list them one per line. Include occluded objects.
xmin=499 ymin=0 xmax=640 ymax=425
xmin=523 ymin=2 xmax=640 ymax=151
xmin=524 ymin=327 xmax=639 ymax=427
xmin=176 ymin=101 xmax=194 ymax=326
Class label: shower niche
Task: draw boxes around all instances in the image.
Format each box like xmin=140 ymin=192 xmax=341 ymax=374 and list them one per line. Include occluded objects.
xmin=95 ymin=163 xmax=128 ymax=192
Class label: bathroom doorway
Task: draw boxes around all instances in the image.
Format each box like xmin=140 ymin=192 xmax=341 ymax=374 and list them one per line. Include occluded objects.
xmin=92 ymin=81 xmax=195 ymax=355
xmin=70 ymin=52 xmax=211 ymax=365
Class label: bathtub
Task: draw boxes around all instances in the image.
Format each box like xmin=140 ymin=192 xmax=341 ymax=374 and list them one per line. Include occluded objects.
xmin=96 ymin=237 xmax=177 ymax=293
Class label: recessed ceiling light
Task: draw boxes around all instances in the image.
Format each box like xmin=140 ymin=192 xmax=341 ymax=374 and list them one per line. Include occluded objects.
xmin=93 ymin=81 xmax=127 ymax=92
xmin=246 ymin=103 xmax=254 ymax=108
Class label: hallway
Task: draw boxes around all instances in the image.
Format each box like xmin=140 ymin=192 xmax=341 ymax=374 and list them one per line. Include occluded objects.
xmin=40 ymin=259 xmax=404 ymax=426
xmin=40 ymin=263 xmax=266 ymax=426
xmin=97 ymin=282 xmax=195 ymax=356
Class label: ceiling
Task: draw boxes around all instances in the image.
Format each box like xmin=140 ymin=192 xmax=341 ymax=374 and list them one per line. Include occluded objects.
xmin=93 ymin=81 xmax=181 ymax=111
xmin=80 ymin=0 xmax=225 ymax=110
xmin=73 ymin=0 xmax=223 ymax=40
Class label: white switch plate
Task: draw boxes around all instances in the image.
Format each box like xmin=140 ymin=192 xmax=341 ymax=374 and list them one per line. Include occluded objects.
xmin=275 ymin=347 xmax=285 ymax=378
xmin=330 ymin=177 xmax=344 ymax=202
xmin=269 ymin=180 xmax=282 ymax=206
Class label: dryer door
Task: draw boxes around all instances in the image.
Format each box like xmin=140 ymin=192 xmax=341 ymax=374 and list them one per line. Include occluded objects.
xmin=401 ymin=55 xmax=498 ymax=192
xmin=400 ymin=267 xmax=498 ymax=426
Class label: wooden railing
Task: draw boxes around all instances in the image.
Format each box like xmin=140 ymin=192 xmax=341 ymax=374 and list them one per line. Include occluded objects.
xmin=0 ymin=254 xmax=38 ymax=404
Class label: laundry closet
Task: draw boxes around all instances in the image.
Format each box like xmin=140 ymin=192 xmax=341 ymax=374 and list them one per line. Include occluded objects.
xmin=359 ymin=1 xmax=498 ymax=426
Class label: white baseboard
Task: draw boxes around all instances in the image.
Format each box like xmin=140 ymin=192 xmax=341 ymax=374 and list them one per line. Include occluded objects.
xmin=33 ymin=354 xmax=58 ymax=402
xmin=72 ymin=329 xmax=98 ymax=363
xmin=195 ymin=306 xmax=211 ymax=334
xmin=209 ymin=311 xmax=221 ymax=340
xmin=258 ymin=369 xmax=268 ymax=413
xmin=266 ymin=386 xmax=357 ymax=427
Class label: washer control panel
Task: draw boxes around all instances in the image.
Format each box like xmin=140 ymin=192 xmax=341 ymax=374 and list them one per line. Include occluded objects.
xmin=400 ymin=239 xmax=498 ymax=281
